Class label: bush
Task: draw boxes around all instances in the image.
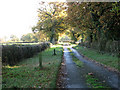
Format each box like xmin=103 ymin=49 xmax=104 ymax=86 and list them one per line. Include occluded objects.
xmin=91 ymin=41 xmax=98 ymax=49
xmin=80 ymin=40 xmax=119 ymax=56
xmin=105 ymin=40 xmax=119 ymax=56
xmin=2 ymin=42 xmax=50 ymax=66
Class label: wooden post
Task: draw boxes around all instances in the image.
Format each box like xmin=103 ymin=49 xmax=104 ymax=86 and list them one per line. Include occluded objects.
xmin=53 ymin=49 xmax=56 ymax=55
xmin=39 ymin=52 xmax=42 ymax=68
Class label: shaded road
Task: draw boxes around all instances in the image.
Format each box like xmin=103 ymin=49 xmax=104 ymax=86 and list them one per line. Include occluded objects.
xmin=63 ymin=47 xmax=88 ymax=88
xmin=71 ymin=47 xmax=120 ymax=89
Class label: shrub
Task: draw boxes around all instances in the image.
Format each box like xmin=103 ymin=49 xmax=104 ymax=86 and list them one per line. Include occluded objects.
xmin=80 ymin=40 xmax=119 ymax=56
xmin=105 ymin=40 xmax=119 ymax=56
xmin=2 ymin=42 xmax=50 ymax=66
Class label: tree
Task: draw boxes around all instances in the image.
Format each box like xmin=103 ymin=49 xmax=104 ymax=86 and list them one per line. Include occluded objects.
xmin=10 ymin=35 xmax=19 ymax=42
xmin=32 ymin=2 xmax=68 ymax=44
xmin=66 ymin=2 xmax=120 ymax=50
xmin=0 ymin=38 xmax=4 ymax=43
xmin=34 ymin=31 xmax=48 ymax=42
xmin=21 ymin=33 xmax=38 ymax=42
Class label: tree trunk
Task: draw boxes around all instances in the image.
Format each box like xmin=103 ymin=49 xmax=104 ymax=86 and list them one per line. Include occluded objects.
xmin=80 ymin=33 xmax=84 ymax=45
xmin=71 ymin=31 xmax=77 ymax=44
xmin=53 ymin=49 xmax=56 ymax=55
xmin=52 ymin=38 xmax=55 ymax=45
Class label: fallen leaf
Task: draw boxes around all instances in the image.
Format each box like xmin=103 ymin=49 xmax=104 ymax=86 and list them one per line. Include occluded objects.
xmin=88 ymin=72 xmax=93 ymax=75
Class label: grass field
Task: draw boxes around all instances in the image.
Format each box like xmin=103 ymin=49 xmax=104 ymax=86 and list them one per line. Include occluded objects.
xmin=74 ymin=46 xmax=119 ymax=71
xmin=2 ymin=45 xmax=63 ymax=88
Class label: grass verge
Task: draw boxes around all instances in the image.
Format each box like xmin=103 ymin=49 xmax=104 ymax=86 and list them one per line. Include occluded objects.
xmin=2 ymin=46 xmax=63 ymax=88
xmin=86 ymin=73 xmax=110 ymax=88
xmin=70 ymin=50 xmax=83 ymax=67
xmin=74 ymin=46 xmax=119 ymax=71
xmin=67 ymin=48 xmax=72 ymax=52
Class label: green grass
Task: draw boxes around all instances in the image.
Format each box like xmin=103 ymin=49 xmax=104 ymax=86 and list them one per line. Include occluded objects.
xmin=86 ymin=74 xmax=110 ymax=88
xmin=2 ymin=46 xmax=63 ymax=88
xmin=74 ymin=46 xmax=119 ymax=71
xmin=0 ymin=75 xmax=1 ymax=90
xmin=67 ymin=48 xmax=72 ymax=52
xmin=70 ymin=52 xmax=83 ymax=67
xmin=0 ymin=57 xmax=1 ymax=89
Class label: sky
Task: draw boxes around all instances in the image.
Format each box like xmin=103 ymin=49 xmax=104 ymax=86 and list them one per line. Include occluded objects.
xmin=0 ymin=0 xmax=42 ymax=40
xmin=0 ymin=0 xmax=114 ymax=40
xmin=0 ymin=0 xmax=67 ymax=40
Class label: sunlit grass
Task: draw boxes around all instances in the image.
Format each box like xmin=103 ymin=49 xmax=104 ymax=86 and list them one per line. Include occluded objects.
xmin=2 ymin=46 xmax=63 ymax=88
xmin=51 ymin=43 xmax=77 ymax=48
xmin=51 ymin=44 xmax=63 ymax=48
xmin=3 ymin=65 xmax=20 ymax=69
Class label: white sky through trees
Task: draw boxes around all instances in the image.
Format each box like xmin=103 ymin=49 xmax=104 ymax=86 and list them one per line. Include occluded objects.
xmin=0 ymin=0 xmax=117 ymax=40
xmin=0 ymin=0 xmax=66 ymax=40
xmin=0 ymin=0 xmax=41 ymax=39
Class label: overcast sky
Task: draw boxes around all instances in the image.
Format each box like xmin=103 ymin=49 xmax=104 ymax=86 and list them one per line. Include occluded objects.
xmin=0 ymin=0 xmax=67 ymax=40
xmin=0 ymin=0 xmax=42 ymax=39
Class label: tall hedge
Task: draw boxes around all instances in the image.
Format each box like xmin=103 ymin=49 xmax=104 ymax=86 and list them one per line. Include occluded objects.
xmin=82 ymin=41 xmax=120 ymax=56
xmin=2 ymin=42 xmax=50 ymax=66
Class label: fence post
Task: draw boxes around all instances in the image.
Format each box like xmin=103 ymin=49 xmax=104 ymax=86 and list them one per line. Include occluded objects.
xmin=39 ymin=52 xmax=42 ymax=68
xmin=53 ymin=49 xmax=56 ymax=55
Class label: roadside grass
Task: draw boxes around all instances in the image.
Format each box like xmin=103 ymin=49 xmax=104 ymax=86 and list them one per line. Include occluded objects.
xmin=73 ymin=46 xmax=119 ymax=71
xmin=69 ymin=50 xmax=83 ymax=67
xmin=0 ymin=57 xmax=2 ymax=90
xmin=69 ymin=47 xmax=111 ymax=89
xmin=73 ymin=57 xmax=83 ymax=67
xmin=0 ymin=75 xmax=1 ymax=89
xmin=67 ymin=48 xmax=72 ymax=52
xmin=2 ymin=46 xmax=63 ymax=88
xmin=86 ymin=74 xmax=110 ymax=88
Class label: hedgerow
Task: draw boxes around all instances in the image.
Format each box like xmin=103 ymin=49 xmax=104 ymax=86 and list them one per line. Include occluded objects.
xmin=2 ymin=42 xmax=50 ymax=66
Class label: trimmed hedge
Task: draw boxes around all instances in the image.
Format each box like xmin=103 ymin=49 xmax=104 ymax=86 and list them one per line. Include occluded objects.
xmin=2 ymin=42 xmax=50 ymax=66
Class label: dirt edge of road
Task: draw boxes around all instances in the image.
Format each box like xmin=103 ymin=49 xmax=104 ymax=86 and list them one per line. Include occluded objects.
xmin=75 ymin=48 xmax=120 ymax=76
xmin=56 ymin=51 xmax=67 ymax=88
